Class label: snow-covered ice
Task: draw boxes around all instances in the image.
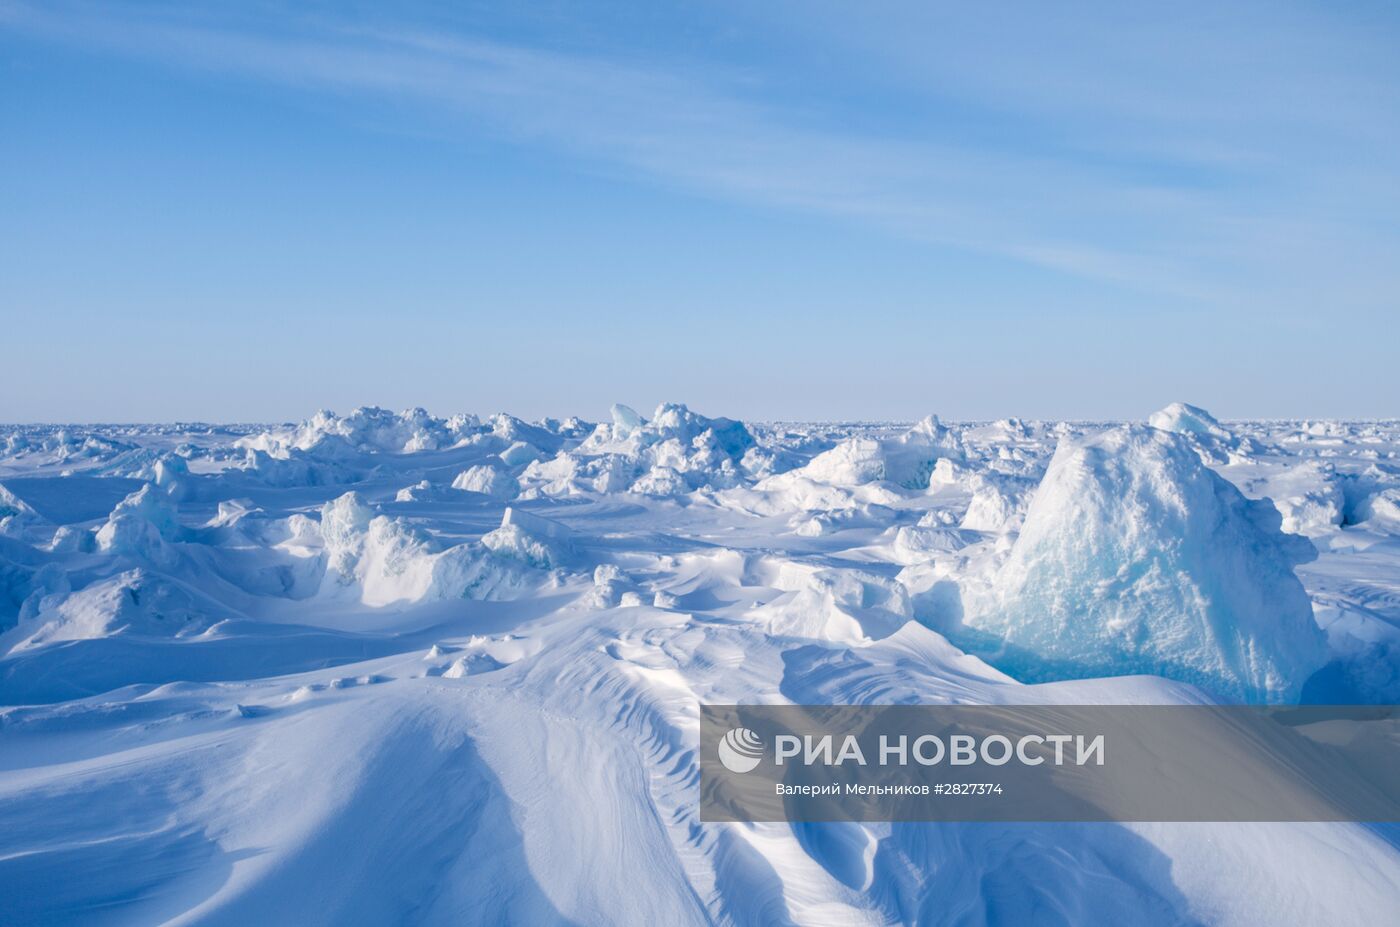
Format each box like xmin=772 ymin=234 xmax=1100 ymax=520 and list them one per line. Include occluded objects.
xmin=1 ymin=403 xmax=1398 ymax=925
xmin=957 ymin=425 xmax=1325 ymax=702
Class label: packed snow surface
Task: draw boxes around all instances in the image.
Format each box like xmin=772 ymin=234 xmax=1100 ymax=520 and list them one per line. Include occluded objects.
xmin=1 ymin=404 xmax=1398 ymax=925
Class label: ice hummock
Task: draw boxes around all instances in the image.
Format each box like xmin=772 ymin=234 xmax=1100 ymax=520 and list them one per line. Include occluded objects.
xmin=0 ymin=482 xmax=38 ymax=535
xmin=93 ymin=484 xmax=185 ymax=566
xmin=962 ymin=425 xmax=1327 ymax=702
xmin=519 ymin=401 xmax=753 ymax=497
xmin=1148 ymin=401 xmax=1234 ymax=441
xmin=11 ymin=568 xmax=219 ymax=646
xmin=1146 ymin=400 xmax=1256 ymax=464
xmin=451 ymin=463 xmax=519 ymax=500
xmin=776 ymin=415 xmax=961 ymax=490
xmin=318 ymin=492 xmax=532 ymax=606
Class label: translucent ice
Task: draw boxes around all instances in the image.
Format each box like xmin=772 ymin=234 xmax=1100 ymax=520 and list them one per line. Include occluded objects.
xmin=964 ymin=425 xmax=1326 ymax=702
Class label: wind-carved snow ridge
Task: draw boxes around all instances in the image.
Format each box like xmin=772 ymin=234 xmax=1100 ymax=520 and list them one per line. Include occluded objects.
xmin=960 ymin=425 xmax=1327 ymax=702
xmin=1 ymin=407 xmax=1399 ymax=924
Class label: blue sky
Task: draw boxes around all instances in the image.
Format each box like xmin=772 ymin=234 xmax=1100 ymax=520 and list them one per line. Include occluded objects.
xmin=1 ymin=1 xmax=1397 ymax=423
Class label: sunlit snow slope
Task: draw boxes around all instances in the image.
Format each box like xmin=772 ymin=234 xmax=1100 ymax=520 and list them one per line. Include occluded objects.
xmin=1 ymin=404 xmax=1397 ymax=925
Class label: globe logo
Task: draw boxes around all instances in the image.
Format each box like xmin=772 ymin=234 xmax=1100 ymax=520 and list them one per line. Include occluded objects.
xmin=717 ymin=727 xmax=764 ymax=773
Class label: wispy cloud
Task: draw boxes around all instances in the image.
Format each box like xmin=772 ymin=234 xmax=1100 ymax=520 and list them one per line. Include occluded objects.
xmin=4 ymin=0 xmax=1397 ymax=305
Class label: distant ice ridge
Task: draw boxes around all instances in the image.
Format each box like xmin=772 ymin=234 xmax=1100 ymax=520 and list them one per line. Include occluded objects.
xmin=963 ymin=425 xmax=1327 ymax=702
xmin=234 ymin=407 xmax=580 ymax=490
xmin=519 ymin=402 xmax=755 ymax=497
xmin=238 ymin=402 xmax=765 ymax=500
xmin=239 ymin=406 xmax=483 ymax=456
xmin=0 ymin=429 xmax=133 ymax=467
